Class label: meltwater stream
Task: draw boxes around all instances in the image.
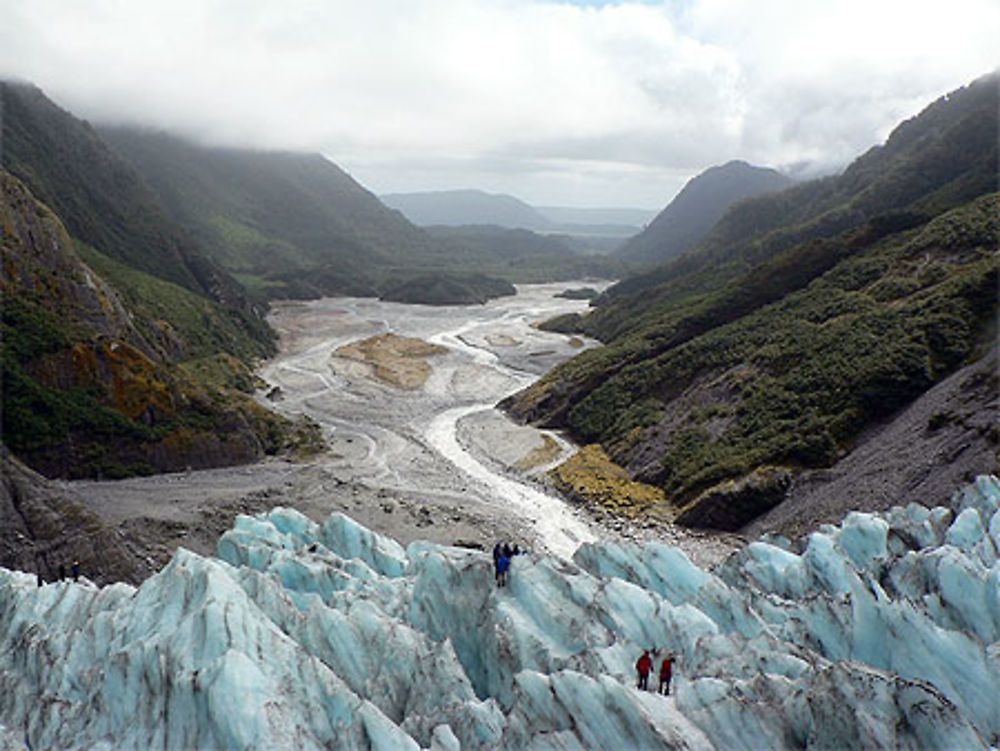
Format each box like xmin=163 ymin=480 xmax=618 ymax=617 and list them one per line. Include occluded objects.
xmin=425 ymin=404 xmax=595 ymax=558
xmin=259 ymin=282 xmax=607 ymax=557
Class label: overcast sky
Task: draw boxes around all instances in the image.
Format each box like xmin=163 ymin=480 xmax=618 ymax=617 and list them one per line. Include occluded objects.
xmin=2 ymin=0 xmax=997 ymax=208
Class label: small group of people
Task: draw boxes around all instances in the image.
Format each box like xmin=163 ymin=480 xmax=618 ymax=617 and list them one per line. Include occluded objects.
xmin=492 ymin=541 xmax=521 ymax=587
xmin=36 ymin=559 xmax=81 ymax=587
xmin=636 ymin=649 xmax=673 ymax=695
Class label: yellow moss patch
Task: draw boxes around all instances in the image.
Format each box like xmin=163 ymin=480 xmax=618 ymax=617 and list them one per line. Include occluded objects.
xmin=70 ymin=342 xmax=100 ymax=383
xmin=486 ymin=334 xmax=519 ymax=347
xmin=512 ymin=434 xmax=562 ymax=470
xmin=335 ymin=333 xmax=448 ymax=389
xmin=549 ymin=444 xmax=673 ymax=518
xmin=101 ymin=340 xmax=175 ymax=420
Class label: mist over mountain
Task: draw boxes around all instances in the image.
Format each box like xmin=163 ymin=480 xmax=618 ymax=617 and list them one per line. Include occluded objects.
xmin=381 ymin=188 xmax=654 ymax=245
xmin=615 ymin=160 xmax=793 ymax=267
xmin=536 ymin=205 xmax=657 ymax=228
xmin=0 ymin=83 xmax=260 ymax=318
xmin=98 ymin=126 xmax=444 ymax=298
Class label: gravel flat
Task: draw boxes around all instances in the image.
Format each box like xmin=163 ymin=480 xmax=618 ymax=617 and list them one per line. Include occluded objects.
xmin=60 ymin=283 xmax=746 ymax=574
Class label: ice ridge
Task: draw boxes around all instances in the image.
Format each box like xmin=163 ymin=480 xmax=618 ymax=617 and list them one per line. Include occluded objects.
xmin=1 ymin=476 xmax=998 ymax=749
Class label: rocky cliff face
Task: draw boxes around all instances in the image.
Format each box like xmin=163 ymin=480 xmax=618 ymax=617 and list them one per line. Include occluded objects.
xmin=1 ymin=171 xmax=319 ymax=479
xmin=0 ymin=171 xmax=142 ymax=347
xmin=0 ymin=446 xmax=156 ymax=585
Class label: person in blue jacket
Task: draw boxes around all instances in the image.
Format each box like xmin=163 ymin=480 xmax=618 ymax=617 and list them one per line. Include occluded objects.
xmin=496 ymin=551 xmax=511 ymax=587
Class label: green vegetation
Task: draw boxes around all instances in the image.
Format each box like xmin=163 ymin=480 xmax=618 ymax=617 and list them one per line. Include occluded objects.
xmin=97 ymin=127 xmax=439 ymax=296
xmin=0 ymin=163 xmax=305 ymax=480
xmin=97 ymin=127 xmax=616 ymax=299
xmin=0 ymin=290 xmax=313 ymax=477
xmin=421 ymin=226 xmax=621 ymax=284
xmin=554 ymin=287 xmax=600 ymax=300
xmin=561 ymin=195 xmax=998 ymax=503
xmin=76 ymin=243 xmax=274 ymax=361
xmin=1 ymin=292 xmax=155 ymax=476
xmin=378 ymin=273 xmax=516 ymax=305
xmin=0 ymin=82 xmax=273 ymax=355
xmin=505 ymin=75 xmax=999 ymax=521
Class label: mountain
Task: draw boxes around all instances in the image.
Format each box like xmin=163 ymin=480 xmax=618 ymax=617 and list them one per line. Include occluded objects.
xmin=535 ymin=205 xmax=657 ymax=229
xmin=615 ymin=160 xmax=793 ymax=266
xmin=502 ymin=73 xmax=999 ymax=530
xmin=0 ymin=83 xmax=265 ymax=331
xmin=381 ymin=188 xmax=552 ymax=229
xmin=100 ymin=130 xmax=606 ymax=297
xmin=381 ymin=190 xmax=654 ymax=246
xmin=0 ymin=84 xmax=323 ymax=479
xmin=0 ymin=170 xmax=320 ymax=478
xmin=2 ymin=475 xmax=999 ymax=748
xmin=379 ymin=272 xmax=516 ymax=305
xmin=423 ymin=224 xmax=622 ymax=282
xmin=99 ymin=126 xmax=451 ymax=298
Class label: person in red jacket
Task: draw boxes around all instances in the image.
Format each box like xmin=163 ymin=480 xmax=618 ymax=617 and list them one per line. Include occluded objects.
xmin=636 ymin=650 xmax=653 ymax=690
xmin=659 ymin=653 xmax=673 ymax=695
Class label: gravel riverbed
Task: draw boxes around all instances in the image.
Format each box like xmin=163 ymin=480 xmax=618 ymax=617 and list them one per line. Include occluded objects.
xmin=62 ymin=283 xmax=745 ymax=573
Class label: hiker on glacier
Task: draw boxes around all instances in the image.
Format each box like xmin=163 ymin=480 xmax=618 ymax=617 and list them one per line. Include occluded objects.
xmin=659 ymin=653 xmax=673 ymax=695
xmin=496 ymin=550 xmax=511 ymax=587
xmin=636 ymin=650 xmax=653 ymax=690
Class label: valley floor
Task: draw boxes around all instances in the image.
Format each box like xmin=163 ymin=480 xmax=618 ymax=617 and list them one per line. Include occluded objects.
xmin=58 ymin=283 xmax=744 ymax=580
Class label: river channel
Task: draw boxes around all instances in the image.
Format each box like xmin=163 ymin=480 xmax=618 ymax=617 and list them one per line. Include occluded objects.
xmin=258 ymin=282 xmax=606 ymax=558
xmin=63 ymin=281 xmax=743 ymax=568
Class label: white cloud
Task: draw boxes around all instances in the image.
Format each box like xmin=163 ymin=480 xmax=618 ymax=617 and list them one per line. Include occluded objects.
xmin=1 ymin=0 xmax=997 ymax=207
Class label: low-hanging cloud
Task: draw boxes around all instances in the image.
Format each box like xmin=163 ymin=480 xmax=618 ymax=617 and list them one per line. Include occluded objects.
xmin=1 ymin=0 xmax=997 ymax=207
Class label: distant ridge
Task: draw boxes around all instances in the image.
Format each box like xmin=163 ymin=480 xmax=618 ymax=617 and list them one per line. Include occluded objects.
xmin=381 ymin=189 xmax=552 ymax=229
xmin=381 ymin=189 xmax=654 ymax=239
xmin=615 ymin=160 xmax=793 ymax=266
xmin=534 ymin=205 xmax=657 ymax=230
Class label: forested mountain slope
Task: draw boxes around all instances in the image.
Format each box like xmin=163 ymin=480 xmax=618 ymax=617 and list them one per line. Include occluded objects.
xmin=99 ymin=127 xmax=448 ymax=298
xmin=503 ymin=73 xmax=999 ymax=530
xmin=584 ymin=72 xmax=998 ymax=344
xmin=99 ymin=128 xmax=606 ymax=298
xmin=423 ymin=225 xmax=619 ymax=282
xmin=0 ymin=83 xmax=268 ymax=347
xmin=615 ymin=160 xmax=792 ymax=267
xmin=0 ymin=171 xmax=318 ymax=478
xmin=0 ymin=84 xmax=323 ymax=479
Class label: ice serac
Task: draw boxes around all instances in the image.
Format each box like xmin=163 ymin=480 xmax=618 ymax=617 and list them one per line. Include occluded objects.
xmin=1 ymin=477 xmax=998 ymax=749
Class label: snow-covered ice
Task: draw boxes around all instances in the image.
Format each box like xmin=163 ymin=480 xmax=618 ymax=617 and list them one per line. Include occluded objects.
xmin=1 ymin=476 xmax=998 ymax=749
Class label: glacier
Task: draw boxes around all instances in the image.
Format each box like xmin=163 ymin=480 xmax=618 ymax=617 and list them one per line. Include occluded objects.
xmin=1 ymin=476 xmax=998 ymax=750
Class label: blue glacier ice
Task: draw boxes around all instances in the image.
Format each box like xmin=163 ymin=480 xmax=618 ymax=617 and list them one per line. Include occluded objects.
xmin=1 ymin=476 xmax=998 ymax=749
